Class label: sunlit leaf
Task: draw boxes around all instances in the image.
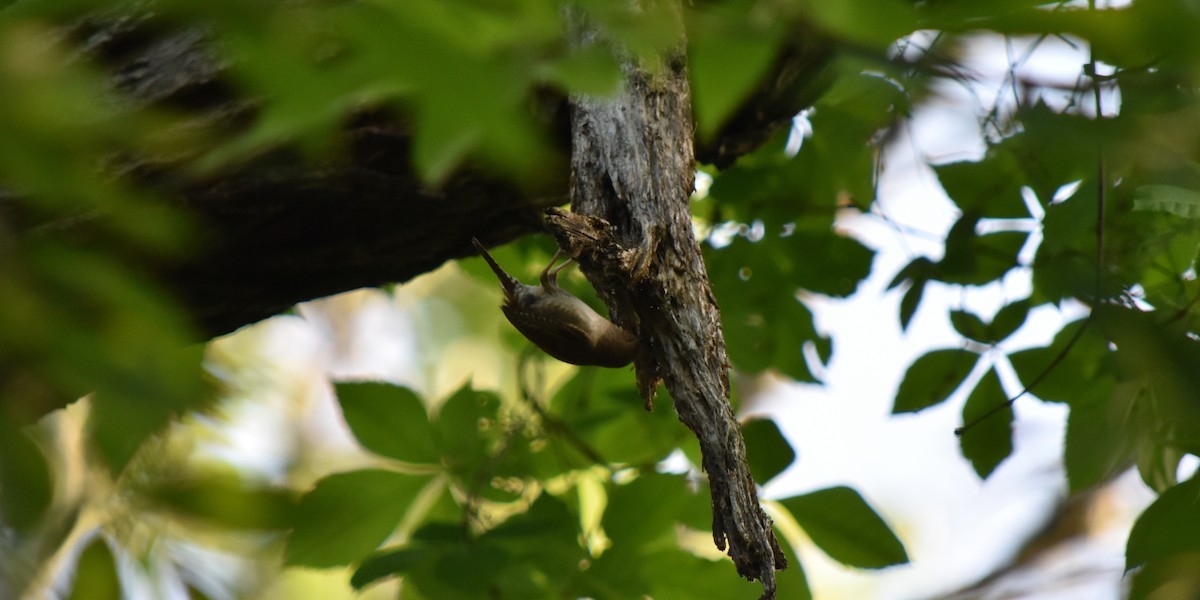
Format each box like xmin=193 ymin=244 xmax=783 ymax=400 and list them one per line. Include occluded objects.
xmin=336 ymin=382 xmax=438 ymax=464
xmin=286 ymin=469 xmax=429 ymax=568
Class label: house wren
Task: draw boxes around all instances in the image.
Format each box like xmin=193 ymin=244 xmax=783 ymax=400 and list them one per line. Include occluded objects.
xmin=471 ymin=238 xmax=638 ymax=368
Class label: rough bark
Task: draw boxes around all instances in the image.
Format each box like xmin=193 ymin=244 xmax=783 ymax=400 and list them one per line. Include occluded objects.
xmin=547 ymin=23 xmax=786 ymax=599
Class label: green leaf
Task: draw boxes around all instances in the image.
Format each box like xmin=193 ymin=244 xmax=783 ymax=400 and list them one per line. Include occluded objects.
xmin=707 ymin=226 xmax=872 ymax=380
xmin=433 ymin=384 xmax=499 ymax=473
xmin=936 ymin=213 xmax=1028 ymax=286
xmin=335 ymin=382 xmax=438 ymax=464
xmin=554 ymin=370 xmax=682 ymax=465
xmin=147 ymin=471 xmax=294 ymax=530
xmin=949 ymin=310 xmax=990 ymax=344
xmin=644 ymin=549 xmax=764 ymax=600
xmin=989 ymin=299 xmax=1031 ymax=343
xmin=604 ymin=473 xmax=710 ymax=550
xmin=484 ymin=494 xmax=585 ymax=595
xmin=1134 ymin=184 xmax=1200 ymax=218
xmin=1007 ymin=318 xmax=1106 ymax=403
xmin=959 ymin=369 xmax=1013 ymax=479
xmin=286 ymin=469 xmax=429 ymax=568
xmin=889 ymin=257 xmax=936 ymax=291
xmin=0 ymin=418 xmax=52 ymax=534
xmin=541 ymin=46 xmax=623 ymax=97
xmin=1128 ymin=554 xmax=1200 ymax=600
xmin=688 ymin=8 xmax=787 ymax=139
xmin=1127 ymin=476 xmax=1200 ymax=570
xmin=1063 ymin=384 xmax=1135 ymax=492
xmin=934 ymin=149 xmax=1029 ymax=218
xmin=428 ymin=542 xmax=510 ymax=597
xmin=899 ymin=278 xmax=926 ymax=331
xmin=742 ymin=418 xmax=796 ymax=485
xmin=352 ymin=547 xmax=428 ymax=590
xmin=892 ymin=348 xmax=977 ymax=414
xmin=68 ymin=537 xmax=120 ymax=600
xmin=774 ymin=528 xmax=814 ymax=600
xmin=780 ymin=486 xmax=908 ymax=569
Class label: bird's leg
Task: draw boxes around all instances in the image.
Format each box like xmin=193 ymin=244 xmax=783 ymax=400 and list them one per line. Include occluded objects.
xmin=540 ymin=249 xmax=574 ymax=288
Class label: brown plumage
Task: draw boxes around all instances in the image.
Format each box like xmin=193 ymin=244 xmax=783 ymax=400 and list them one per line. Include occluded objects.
xmin=471 ymin=238 xmax=639 ymax=368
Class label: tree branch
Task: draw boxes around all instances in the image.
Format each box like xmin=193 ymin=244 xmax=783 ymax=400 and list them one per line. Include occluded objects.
xmin=67 ymin=9 xmax=825 ymax=339
xmin=547 ymin=33 xmax=786 ymax=598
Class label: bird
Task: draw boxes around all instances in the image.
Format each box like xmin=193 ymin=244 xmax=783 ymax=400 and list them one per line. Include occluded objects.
xmin=471 ymin=238 xmax=639 ymax=368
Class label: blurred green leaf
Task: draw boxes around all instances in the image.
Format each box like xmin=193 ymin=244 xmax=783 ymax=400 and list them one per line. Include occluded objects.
xmin=989 ymin=299 xmax=1031 ymax=343
xmin=688 ymin=7 xmax=786 ymax=138
xmin=780 ymin=486 xmax=908 ymax=569
xmin=1008 ymin=318 xmax=1109 ymax=404
xmin=742 ymin=418 xmax=796 ymax=485
xmin=1134 ymin=184 xmax=1200 ymax=219
xmin=1127 ymin=476 xmax=1200 ymax=571
xmin=935 ymin=150 xmax=1029 ymax=219
xmin=541 ymin=44 xmax=623 ymax=97
xmin=707 ymin=224 xmax=872 ymax=380
xmin=899 ymin=278 xmax=927 ymax=331
xmin=360 ymin=521 xmax=517 ymax=599
xmin=1063 ymin=383 xmax=1134 ymax=493
xmin=0 ymin=417 xmax=52 ymax=534
xmin=949 ymin=310 xmax=989 ymax=344
xmin=603 ymin=473 xmax=710 ymax=551
xmin=286 ymin=469 xmax=429 ymax=568
xmin=802 ymin=0 xmax=916 ymax=47
xmin=336 ymin=382 xmax=439 ymax=464
xmin=644 ymin=549 xmax=764 ymax=600
xmin=893 ymin=348 xmax=977 ymax=414
xmin=352 ymin=548 xmax=428 ymax=590
xmin=937 ymin=213 xmax=1027 ymax=286
xmin=1127 ymin=553 xmax=1200 ymax=600
xmin=433 ymin=384 xmax=498 ymax=470
xmin=553 ymin=369 xmax=682 ymax=465
xmin=774 ymin=527 xmax=814 ymax=600
xmin=147 ymin=471 xmax=294 ymax=530
xmin=959 ymin=368 xmax=1013 ymax=479
xmin=484 ymin=494 xmax=585 ymax=595
xmin=67 ymin=537 xmax=120 ymax=600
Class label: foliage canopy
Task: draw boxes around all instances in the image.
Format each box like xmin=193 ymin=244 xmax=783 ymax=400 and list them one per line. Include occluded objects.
xmin=4 ymin=0 xmax=1200 ymax=597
